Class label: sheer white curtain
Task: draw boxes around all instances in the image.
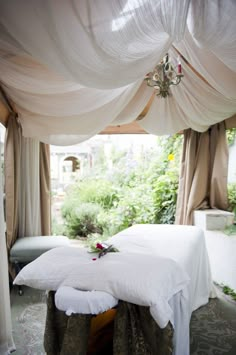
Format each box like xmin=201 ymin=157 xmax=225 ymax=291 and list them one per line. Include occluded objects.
xmin=0 ymin=138 xmax=15 ymax=355
xmin=0 ymin=0 xmax=173 ymax=88
xmin=0 ymin=0 xmax=187 ymax=145
xmin=175 ymin=29 xmax=236 ymax=99
xmin=187 ymin=0 xmax=236 ymax=72
xmin=18 ymin=137 xmax=42 ymax=237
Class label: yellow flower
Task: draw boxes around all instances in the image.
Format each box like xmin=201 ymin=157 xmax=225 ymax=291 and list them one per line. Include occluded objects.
xmin=168 ymin=153 xmax=174 ymax=161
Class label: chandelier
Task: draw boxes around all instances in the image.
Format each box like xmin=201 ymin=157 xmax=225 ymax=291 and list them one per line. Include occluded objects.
xmin=145 ymin=53 xmax=184 ymax=98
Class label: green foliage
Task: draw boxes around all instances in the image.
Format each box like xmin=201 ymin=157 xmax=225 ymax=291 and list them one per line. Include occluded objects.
xmin=60 ymin=134 xmax=183 ymax=238
xmin=227 ymin=128 xmax=236 ymax=146
xmin=224 ymin=224 xmax=236 ymax=236
xmin=62 ymin=202 xmax=104 ymax=238
xmin=51 ymin=217 xmax=66 ymax=236
xmin=64 ymin=179 xmax=118 ymax=210
xmin=222 ymin=285 xmax=236 ymax=301
xmin=97 ymin=182 xmax=156 ymax=236
xmin=152 ymin=170 xmax=179 ymax=224
xmin=228 ymin=183 xmax=236 ymax=216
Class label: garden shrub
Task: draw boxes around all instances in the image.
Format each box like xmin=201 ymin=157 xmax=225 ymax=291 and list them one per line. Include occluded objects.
xmin=62 ymin=202 xmax=104 ymax=238
xmin=64 ymin=179 xmax=117 ymax=210
xmin=228 ymin=183 xmax=236 ymax=216
xmin=97 ymin=182 xmax=156 ymax=236
xmin=227 ymin=128 xmax=236 ymax=146
xmin=60 ymin=134 xmax=182 ymax=238
xmin=152 ymin=170 xmax=179 ymax=224
xmin=51 ymin=217 xmax=66 ymax=236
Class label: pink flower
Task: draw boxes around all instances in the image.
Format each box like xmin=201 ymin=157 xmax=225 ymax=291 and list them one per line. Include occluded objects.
xmin=92 ymin=258 xmax=97 ymax=261
xmin=96 ymin=243 xmax=104 ymax=250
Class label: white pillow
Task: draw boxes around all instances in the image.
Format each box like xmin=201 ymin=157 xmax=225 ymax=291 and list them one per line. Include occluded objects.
xmin=14 ymin=246 xmax=92 ymax=290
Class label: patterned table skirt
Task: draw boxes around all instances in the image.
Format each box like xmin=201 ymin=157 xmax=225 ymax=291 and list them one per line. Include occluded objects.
xmin=44 ymin=291 xmax=173 ymax=355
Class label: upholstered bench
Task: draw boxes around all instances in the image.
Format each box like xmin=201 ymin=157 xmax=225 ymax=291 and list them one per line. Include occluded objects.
xmin=10 ymin=236 xmax=70 ymax=294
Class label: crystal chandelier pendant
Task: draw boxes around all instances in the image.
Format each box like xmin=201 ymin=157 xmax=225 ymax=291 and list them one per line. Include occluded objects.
xmin=145 ymin=53 xmax=184 ymax=98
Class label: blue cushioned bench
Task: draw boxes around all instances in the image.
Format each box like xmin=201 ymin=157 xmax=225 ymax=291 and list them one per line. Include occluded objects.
xmin=10 ymin=236 xmax=70 ymax=294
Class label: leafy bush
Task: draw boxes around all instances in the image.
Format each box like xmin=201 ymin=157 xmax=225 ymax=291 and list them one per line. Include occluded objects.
xmin=64 ymin=179 xmax=118 ymax=210
xmin=62 ymin=202 xmax=104 ymax=238
xmin=51 ymin=217 xmax=66 ymax=236
xmin=228 ymin=183 xmax=236 ymax=216
xmin=59 ymin=134 xmax=182 ymax=238
xmin=227 ymin=128 xmax=236 ymax=146
xmin=152 ymin=170 xmax=179 ymax=224
xmin=222 ymin=285 xmax=236 ymax=300
xmin=97 ymin=182 xmax=156 ymax=236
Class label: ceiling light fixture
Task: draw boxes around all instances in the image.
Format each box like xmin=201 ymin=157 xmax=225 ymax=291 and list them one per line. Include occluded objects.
xmin=145 ymin=53 xmax=184 ymax=98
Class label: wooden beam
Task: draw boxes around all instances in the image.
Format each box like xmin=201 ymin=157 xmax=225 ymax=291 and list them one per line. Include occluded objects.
xmin=100 ymin=92 xmax=155 ymax=134
xmin=100 ymin=121 xmax=147 ymax=134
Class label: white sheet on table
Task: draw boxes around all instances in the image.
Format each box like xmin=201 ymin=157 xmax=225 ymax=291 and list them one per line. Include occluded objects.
xmin=106 ymin=224 xmax=215 ymax=355
xmin=107 ymin=224 xmax=215 ymax=312
xmin=61 ymin=251 xmax=190 ymax=329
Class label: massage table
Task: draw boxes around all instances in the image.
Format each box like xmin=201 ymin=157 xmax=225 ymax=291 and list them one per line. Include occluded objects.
xmin=14 ymin=224 xmax=214 ymax=355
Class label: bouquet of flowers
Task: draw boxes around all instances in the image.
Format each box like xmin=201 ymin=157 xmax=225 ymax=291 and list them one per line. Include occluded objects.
xmin=89 ymin=242 xmax=119 ymax=259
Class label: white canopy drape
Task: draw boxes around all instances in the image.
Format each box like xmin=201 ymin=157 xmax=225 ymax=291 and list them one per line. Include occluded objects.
xmin=0 ymin=0 xmax=235 ymax=145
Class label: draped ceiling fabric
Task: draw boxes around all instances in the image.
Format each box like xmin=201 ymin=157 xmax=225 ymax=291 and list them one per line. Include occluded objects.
xmin=0 ymin=0 xmax=235 ymax=145
xmin=175 ymin=122 xmax=229 ymax=225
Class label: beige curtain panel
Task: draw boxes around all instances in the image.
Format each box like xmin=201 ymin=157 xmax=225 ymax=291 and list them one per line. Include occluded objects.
xmin=175 ymin=122 xmax=229 ymax=225
xmin=4 ymin=114 xmax=21 ymax=250
xmin=40 ymin=143 xmax=51 ymax=235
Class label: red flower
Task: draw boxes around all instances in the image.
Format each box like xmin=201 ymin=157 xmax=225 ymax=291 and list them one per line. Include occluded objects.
xmin=92 ymin=258 xmax=97 ymax=261
xmin=96 ymin=243 xmax=104 ymax=250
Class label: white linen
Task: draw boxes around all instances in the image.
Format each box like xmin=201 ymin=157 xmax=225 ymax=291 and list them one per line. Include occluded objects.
xmin=169 ymin=288 xmax=190 ymax=355
xmin=14 ymin=246 xmax=189 ymax=329
xmin=0 ymin=1 xmax=236 ymax=144
xmin=106 ymin=224 xmax=214 ymax=355
xmin=55 ymin=286 xmax=118 ymax=316
xmin=107 ymin=224 xmax=215 ymax=312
